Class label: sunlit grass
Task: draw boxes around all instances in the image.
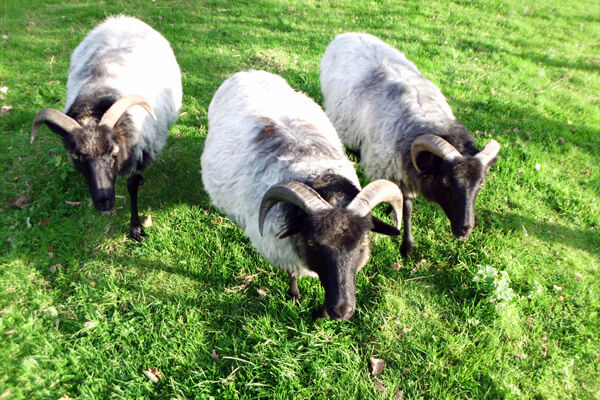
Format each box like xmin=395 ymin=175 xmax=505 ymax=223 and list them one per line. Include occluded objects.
xmin=1 ymin=0 xmax=599 ymax=399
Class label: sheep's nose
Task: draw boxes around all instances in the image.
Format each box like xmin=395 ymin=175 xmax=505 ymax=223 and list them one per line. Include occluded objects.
xmin=455 ymin=224 xmax=472 ymax=240
xmin=93 ymin=195 xmax=114 ymax=212
xmin=333 ymin=303 xmax=355 ymax=321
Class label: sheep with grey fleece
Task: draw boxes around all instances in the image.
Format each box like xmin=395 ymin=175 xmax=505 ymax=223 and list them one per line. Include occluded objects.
xmin=31 ymin=15 xmax=182 ymax=241
xmin=201 ymin=70 xmax=404 ymax=321
xmin=320 ymin=32 xmax=500 ymax=256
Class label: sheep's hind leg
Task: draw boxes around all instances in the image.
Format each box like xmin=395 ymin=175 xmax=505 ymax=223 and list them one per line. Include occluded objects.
xmin=288 ymin=272 xmax=301 ymax=303
xmin=127 ymin=173 xmax=145 ymax=242
xmin=400 ymin=197 xmax=414 ymax=257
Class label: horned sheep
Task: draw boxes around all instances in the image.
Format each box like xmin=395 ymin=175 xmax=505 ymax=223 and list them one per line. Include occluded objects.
xmin=201 ymin=70 xmax=403 ymax=321
xmin=320 ymin=32 xmax=500 ymax=256
xmin=32 ymin=15 xmax=182 ymax=241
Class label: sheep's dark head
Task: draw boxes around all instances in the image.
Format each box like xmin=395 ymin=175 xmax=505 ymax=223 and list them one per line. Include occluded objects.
xmin=31 ymin=96 xmax=155 ymax=212
xmin=259 ymin=180 xmax=403 ymax=321
xmin=411 ymin=134 xmax=500 ymax=239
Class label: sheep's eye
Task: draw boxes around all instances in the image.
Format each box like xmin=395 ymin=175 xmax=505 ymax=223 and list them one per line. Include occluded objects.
xmin=307 ymin=240 xmax=316 ymax=247
xmin=442 ymin=176 xmax=450 ymax=186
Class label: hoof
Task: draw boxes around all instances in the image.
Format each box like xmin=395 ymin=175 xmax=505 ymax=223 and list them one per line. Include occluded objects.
xmin=130 ymin=225 xmax=146 ymax=242
xmin=400 ymin=240 xmax=413 ymax=258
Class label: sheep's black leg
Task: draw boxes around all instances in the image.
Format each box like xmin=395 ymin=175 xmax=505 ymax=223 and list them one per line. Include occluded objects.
xmin=127 ymin=173 xmax=145 ymax=242
xmin=400 ymin=197 xmax=414 ymax=257
xmin=288 ymin=272 xmax=301 ymax=302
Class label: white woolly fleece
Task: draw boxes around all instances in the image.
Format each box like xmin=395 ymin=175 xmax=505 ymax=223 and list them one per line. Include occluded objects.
xmin=320 ymin=32 xmax=456 ymax=196
xmin=201 ymin=70 xmax=359 ymax=278
xmin=66 ymin=15 xmax=182 ymax=168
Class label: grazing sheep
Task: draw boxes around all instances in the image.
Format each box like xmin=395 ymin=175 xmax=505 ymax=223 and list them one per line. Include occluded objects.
xmin=320 ymin=32 xmax=500 ymax=256
xmin=201 ymin=70 xmax=403 ymax=321
xmin=31 ymin=15 xmax=182 ymax=241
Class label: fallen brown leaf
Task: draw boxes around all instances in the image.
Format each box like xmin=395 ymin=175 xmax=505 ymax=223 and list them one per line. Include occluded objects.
xmin=370 ymin=357 xmax=385 ymax=375
xmin=514 ymin=353 xmax=527 ymax=360
xmin=49 ymin=264 xmax=61 ymax=274
xmin=11 ymin=194 xmax=32 ymax=209
xmin=0 ymin=105 xmax=12 ymax=116
xmin=394 ymin=388 xmax=404 ymax=399
xmin=373 ymin=378 xmax=385 ymax=392
xmin=211 ymin=349 xmax=220 ymax=361
xmin=257 ymin=288 xmax=267 ymax=299
xmin=557 ymin=294 xmax=565 ymax=302
xmin=143 ymin=367 xmax=163 ymax=383
xmin=39 ymin=217 xmax=51 ymax=226
xmin=142 ymin=215 xmax=153 ymax=228
xmin=390 ymin=262 xmax=403 ymax=270
xmin=84 ymin=320 xmax=98 ymax=329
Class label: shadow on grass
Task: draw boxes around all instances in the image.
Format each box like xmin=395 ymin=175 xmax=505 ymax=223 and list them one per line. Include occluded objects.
xmin=481 ymin=209 xmax=600 ymax=264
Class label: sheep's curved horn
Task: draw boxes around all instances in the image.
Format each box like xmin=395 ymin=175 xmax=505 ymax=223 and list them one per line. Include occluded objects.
xmin=31 ymin=109 xmax=83 ymax=144
xmin=258 ymin=181 xmax=332 ymax=236
xmin=474 ymin=139 xmax=500 ymax=166
xmin=347 ymin=179 xmax=403 ymax=228
xmin=99 ymin=95 xmax=156 ymax=129
xmin=411 ymin=134 xmax=462 ymax=173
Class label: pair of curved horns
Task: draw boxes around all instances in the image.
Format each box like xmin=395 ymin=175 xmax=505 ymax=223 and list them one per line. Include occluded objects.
xmin=258 ymin=179 xmax=403 ymax=236
xmin=31 ymin=95 xmax=156 ymax=144
xmin=411 ymin=134 xmax=500 ymax=172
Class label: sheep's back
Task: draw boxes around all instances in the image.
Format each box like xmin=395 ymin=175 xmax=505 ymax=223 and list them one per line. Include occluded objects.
xmin=202 ymin=70 xmax=358 ymax=276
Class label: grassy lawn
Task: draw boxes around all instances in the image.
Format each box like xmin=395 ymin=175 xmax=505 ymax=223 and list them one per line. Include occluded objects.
xmin=1 ymin=0 xmax=599 ymax=398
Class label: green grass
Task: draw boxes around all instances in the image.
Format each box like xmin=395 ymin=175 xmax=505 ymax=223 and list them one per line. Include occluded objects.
xmin=1 ymin=0 xmax=599 ymax=398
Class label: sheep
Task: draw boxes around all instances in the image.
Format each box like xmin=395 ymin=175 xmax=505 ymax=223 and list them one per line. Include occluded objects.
xmin=31 ymin=15 xmax=182 ymax=241
xmin=320 ymin=32 xmax=500 ymax=256
xmin=201 ymin=70 xmax=403 ymax=321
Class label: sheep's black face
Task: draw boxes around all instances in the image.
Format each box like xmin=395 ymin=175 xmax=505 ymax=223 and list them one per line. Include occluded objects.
xmin=419 ymin=157 xmax=496 ymax=239
xmin=296 ymin=209 xmax=373 ymax=321
xmin=62 ymin=126 xmax=124 ymax=212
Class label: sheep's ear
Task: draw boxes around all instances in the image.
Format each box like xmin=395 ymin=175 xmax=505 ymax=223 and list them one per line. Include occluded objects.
xmin=485 ymin=156 xmax=499 ymax=169
xmin=371 ymin=216 xmax=400 ymax=236
xmin=275 ymin=222 xmax=302 ymax=239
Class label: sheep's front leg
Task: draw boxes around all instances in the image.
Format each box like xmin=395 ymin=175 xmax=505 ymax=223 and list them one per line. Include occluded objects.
xmin=127 ymin=173 xmax=145 ymax=242
xmin=288 ymin=272 xmax=301 ymax=302
xmin=400 ymin=197 xmax=414 ymax=257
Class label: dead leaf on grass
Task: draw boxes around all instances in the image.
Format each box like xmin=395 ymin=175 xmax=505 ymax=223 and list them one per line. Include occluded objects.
xmin=11 ymin=194 xmax=32 ymax=209
xmin=390 ymin=262 xmax=403 ymax=270
xmin=0 ymin=105 xmax=12 ymax=117
xmin=57 ymin=396 xmax=72 ymax=400
xmin=514 ymin=353 xmax=527 ymax=360
xmin=257 ymin=288 xmax=268 ymax=299
xmin=373 ymin=378 xmax=385 ymax=392
xmin=142 ymin=215 xmax=153 ymax=228
xmin=84 ymin=320 xmax=98 ymax=329
xmin=0 ymin=389 xmax=10 ymax=399
xmin=394 ymin=388 xmax=404 ymax=399
xmin=49 ymin=264 xmax=61 ymax=274
xmin=211 ymin=349 xmax=220 ymax=361
xmin=370 ymin=357 xmax=385 ymax=375
xmin=143 ymin=367 xmax=163 ymax=383
xmin=65 ymin=201 xmax=81 ymax=206
xmin=575 ymin=273 xmax=584 ymax=281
